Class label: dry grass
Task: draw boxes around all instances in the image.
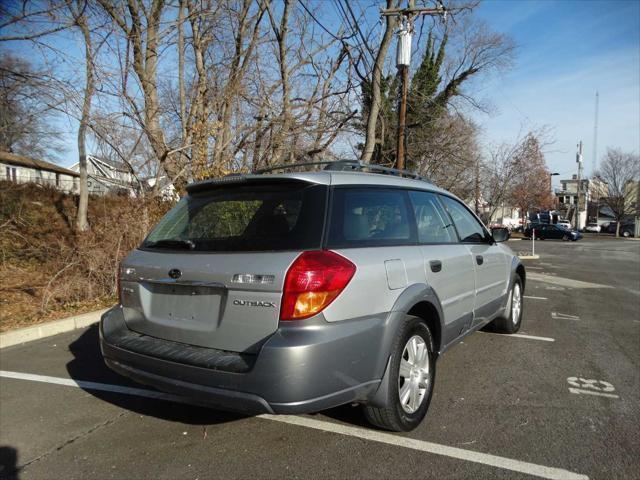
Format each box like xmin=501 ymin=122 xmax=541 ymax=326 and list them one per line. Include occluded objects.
xmin=0 ymin=181 xmax=172 ymax=332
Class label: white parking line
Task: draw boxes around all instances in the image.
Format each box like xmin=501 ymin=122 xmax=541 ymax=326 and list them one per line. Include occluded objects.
xmin=509 ymin=333 xmax=555 ymax=342
xmin=262 ymin=414 xmax=584 ymax=480
xmin=482 ymin=333 xmax=555 ymax=342
xmin=551 ymin=312 xmax=581 ymax=321
xmin=524 ymin=295 xmax=548 ymax=300
xmin=0 ymin=370 xmax=588 ymax=480
xmin=528 ymin=273 xmax=612 ymax=290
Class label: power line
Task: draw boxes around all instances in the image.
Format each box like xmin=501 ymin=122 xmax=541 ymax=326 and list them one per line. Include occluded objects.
xmin=298 ymin=1 xmax=349 ymax=43
xmin=330 ymin=0 xmax=372 ymax=73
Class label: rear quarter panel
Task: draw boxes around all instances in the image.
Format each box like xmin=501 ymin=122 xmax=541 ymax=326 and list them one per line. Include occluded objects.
xmin=322 ymin=246 xmax=426 ymax=322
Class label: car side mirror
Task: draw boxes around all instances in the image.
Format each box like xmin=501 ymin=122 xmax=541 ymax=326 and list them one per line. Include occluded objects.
xmin=491 ymin=227 xmax=510 ymax=243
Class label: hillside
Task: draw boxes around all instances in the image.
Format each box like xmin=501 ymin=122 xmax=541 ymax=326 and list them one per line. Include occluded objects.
xmin=0 ymin=182 xmax=171 ymax=331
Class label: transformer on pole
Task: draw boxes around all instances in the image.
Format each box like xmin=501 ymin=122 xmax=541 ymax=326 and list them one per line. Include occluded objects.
xmin=381 ymin=1 xmax=446 ymax=171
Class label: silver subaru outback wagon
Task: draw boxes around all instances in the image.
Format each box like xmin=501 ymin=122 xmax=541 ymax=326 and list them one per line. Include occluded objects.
xmin=100 ymin=163 xmax=525 ymax=431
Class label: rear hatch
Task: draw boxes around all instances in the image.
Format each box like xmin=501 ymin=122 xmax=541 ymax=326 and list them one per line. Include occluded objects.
xmin=119 ymin=179 xmax=328 ymax=354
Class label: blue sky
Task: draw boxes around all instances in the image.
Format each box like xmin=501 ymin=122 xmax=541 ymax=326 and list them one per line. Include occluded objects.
xmin=5 ymin=0 xmax=639 ymax=186
xmin=471 ymin=0 xmax=640 ymax=183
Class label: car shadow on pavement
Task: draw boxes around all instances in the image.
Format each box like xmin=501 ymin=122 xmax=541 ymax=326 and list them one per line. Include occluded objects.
xmin=65 ymin=325 xmax=246 ymax=426
xmin=66 ymin=325 xmax=373 ymax=430
xmin=0 ymin=446 xmax=19 ymax=480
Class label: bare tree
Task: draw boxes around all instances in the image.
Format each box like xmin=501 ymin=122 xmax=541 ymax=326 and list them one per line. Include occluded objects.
xmin=69 ymin=0 xmax=94 ymax=232
xmin=0 ymin=55 xmax=64 ymax=157
xmin=95 ymin=0 xmax=188 ymax=190
xmin=509 ymin=133 xmax=554 ymax=219
xmin=480 ymin=129 xmax=553 ymax=222
xmin=413 ymin=112 xmax=479 ymax=197
xmin=598 ymin=148 xmax=640 ymax=237
xmin=360 ymin=0 xmax=399 ymax=164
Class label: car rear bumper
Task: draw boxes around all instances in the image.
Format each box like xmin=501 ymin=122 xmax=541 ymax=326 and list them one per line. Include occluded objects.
xmin=100 ymin=306 xmax=390 ymax=414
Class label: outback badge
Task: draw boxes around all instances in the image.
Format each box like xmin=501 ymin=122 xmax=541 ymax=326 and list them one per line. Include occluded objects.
xmin=233 ymin=299 xmax=277 ymax=308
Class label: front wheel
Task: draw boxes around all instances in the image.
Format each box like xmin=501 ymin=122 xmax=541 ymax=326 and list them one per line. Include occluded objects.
xmin=492 ymin=276 xmax=523 ymax=334
xmin=363 ymin=317 xmax=436 ymax=432
xmin=623 ymin=230 xmax=631 ymax=238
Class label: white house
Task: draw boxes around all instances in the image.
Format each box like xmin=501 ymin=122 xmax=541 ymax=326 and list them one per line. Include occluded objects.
xmin=0 ymin=151 xmax=79 ymax=193
xmin=145 ymin=175 xmax=179 ymax=201
xmin=69 ymin=155 xmax=138 ymax=196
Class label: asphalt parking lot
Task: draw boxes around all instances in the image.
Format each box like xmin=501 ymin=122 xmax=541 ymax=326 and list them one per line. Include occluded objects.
xmin=1 ymin=237 xmax=639 ymax=480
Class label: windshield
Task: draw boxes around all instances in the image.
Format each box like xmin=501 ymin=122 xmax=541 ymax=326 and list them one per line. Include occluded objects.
xmin=141 ymin=183 xmax=327 ymax=252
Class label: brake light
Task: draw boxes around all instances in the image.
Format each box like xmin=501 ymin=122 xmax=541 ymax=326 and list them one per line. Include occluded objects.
xmin=280 ymin=250 xmax=356 ymax=321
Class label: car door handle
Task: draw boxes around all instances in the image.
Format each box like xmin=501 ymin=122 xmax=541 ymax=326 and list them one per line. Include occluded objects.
xmin=429 ymin=260 xmax=442 ymax=273
xmin=476 ymin=255 xmax=484 ymax=265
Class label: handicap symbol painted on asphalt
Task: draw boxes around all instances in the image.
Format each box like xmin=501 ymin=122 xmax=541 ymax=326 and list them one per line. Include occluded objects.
xmin=567 ymin=377 xmax=619 ymax=398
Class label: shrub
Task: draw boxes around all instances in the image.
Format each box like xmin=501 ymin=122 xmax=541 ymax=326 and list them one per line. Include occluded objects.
xmin=0 ymin=181 xmax=172 ymax=331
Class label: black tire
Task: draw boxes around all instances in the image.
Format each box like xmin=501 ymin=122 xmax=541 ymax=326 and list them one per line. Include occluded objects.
xmin=492 ymin=276 xmax=523 ymax=334
xmin=363 ymin=317 xmax=436 ymax=432
xmin=562 ymin=234 xmax=569 ymax=241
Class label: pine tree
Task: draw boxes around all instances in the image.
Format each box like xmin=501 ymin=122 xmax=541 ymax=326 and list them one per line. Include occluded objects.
xmin=408 ymin=31 xmax=447 ymax=121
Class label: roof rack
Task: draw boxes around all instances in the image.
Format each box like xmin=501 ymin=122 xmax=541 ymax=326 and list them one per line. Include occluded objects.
xmin=252 ymin=159 xmax=431 ymax=183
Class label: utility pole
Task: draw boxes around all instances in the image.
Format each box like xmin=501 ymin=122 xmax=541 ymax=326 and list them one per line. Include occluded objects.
xmin=474 ymin=158 xmax=480 ymax=214
xmin=592 ymin=91 xmax=600 ymax=230
xmin=576 ymin=141 xmax=583 ymax=230
xmin=382 ymin=1 xmax=446 ymax=170
xmin=396 ymin=21 xmax=411 ymax=170
xmin=591 ymin=91 xmax=599 ymax=175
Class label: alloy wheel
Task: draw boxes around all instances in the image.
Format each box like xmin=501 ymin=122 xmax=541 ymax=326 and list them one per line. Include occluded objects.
xmin=398 ymin=335 xmax=430 ymax=414
xmin=512 ymin=283 xmax=522 ymax=325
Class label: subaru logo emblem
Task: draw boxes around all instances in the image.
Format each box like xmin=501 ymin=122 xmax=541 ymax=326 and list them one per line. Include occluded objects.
xmin=168 ymin=269 xmax=182 ymax=279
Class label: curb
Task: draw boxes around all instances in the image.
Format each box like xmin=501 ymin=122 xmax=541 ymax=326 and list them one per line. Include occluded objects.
xmin=518 ymin=255 xmax=540 ymax=260
xmin=0 ymin=308 xmax=109 ymax=349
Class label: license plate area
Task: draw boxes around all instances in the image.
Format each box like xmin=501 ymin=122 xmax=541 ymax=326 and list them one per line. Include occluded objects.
xmin=144 ymin=283 xmax=224 ymax=326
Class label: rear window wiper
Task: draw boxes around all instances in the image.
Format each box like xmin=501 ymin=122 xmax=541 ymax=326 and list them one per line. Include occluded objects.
xmin=144 ymin=239 xmax=196 ymax=250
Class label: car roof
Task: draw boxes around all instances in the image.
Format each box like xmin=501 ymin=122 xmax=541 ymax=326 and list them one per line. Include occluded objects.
xmin=187 ymin=171 xmax=450 ymax=196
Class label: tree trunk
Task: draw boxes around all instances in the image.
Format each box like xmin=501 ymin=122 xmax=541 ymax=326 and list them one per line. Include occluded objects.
xmin=188 ymin=2 xmax=211 ymax=178
xmin=266 ymin=0 xmax=291 ymax=164
xmin=75 ymin=10 xmax=94 ymax=233
xmin=361 ymin=0 xmax=398 ymax=164
xmin=177 ymin=0 xmax=188 ymax=179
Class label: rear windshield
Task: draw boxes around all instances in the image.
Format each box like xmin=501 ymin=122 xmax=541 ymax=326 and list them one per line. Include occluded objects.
xmin=141 ymin=183 xmax=327 ymax=252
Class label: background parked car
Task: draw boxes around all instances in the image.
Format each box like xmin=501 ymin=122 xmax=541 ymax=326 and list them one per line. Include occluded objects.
xmin=524 ymin=223 xmax=582 ymax=241
xmin=556 ymin=220 xmax=572 ymax=229
xmin=620 ymin=222 xmax=636 ymax=237
xmin=584 ymin=223 xmax=601 ymax=233
xmin=603 ymin=221 xmax=635 ymax=236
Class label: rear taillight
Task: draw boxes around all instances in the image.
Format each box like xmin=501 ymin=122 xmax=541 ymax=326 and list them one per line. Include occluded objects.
xmin=280 ymin=250 xmax=356 ymax=321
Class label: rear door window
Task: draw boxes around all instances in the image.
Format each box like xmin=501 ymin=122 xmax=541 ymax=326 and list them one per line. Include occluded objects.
xmin=327 ymin=188 xmax=416 ymax=247
xmin=142 ymin=183 xmax=327 ymax=252
xmin=409 ymin=191 xmax=457 ymax=243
